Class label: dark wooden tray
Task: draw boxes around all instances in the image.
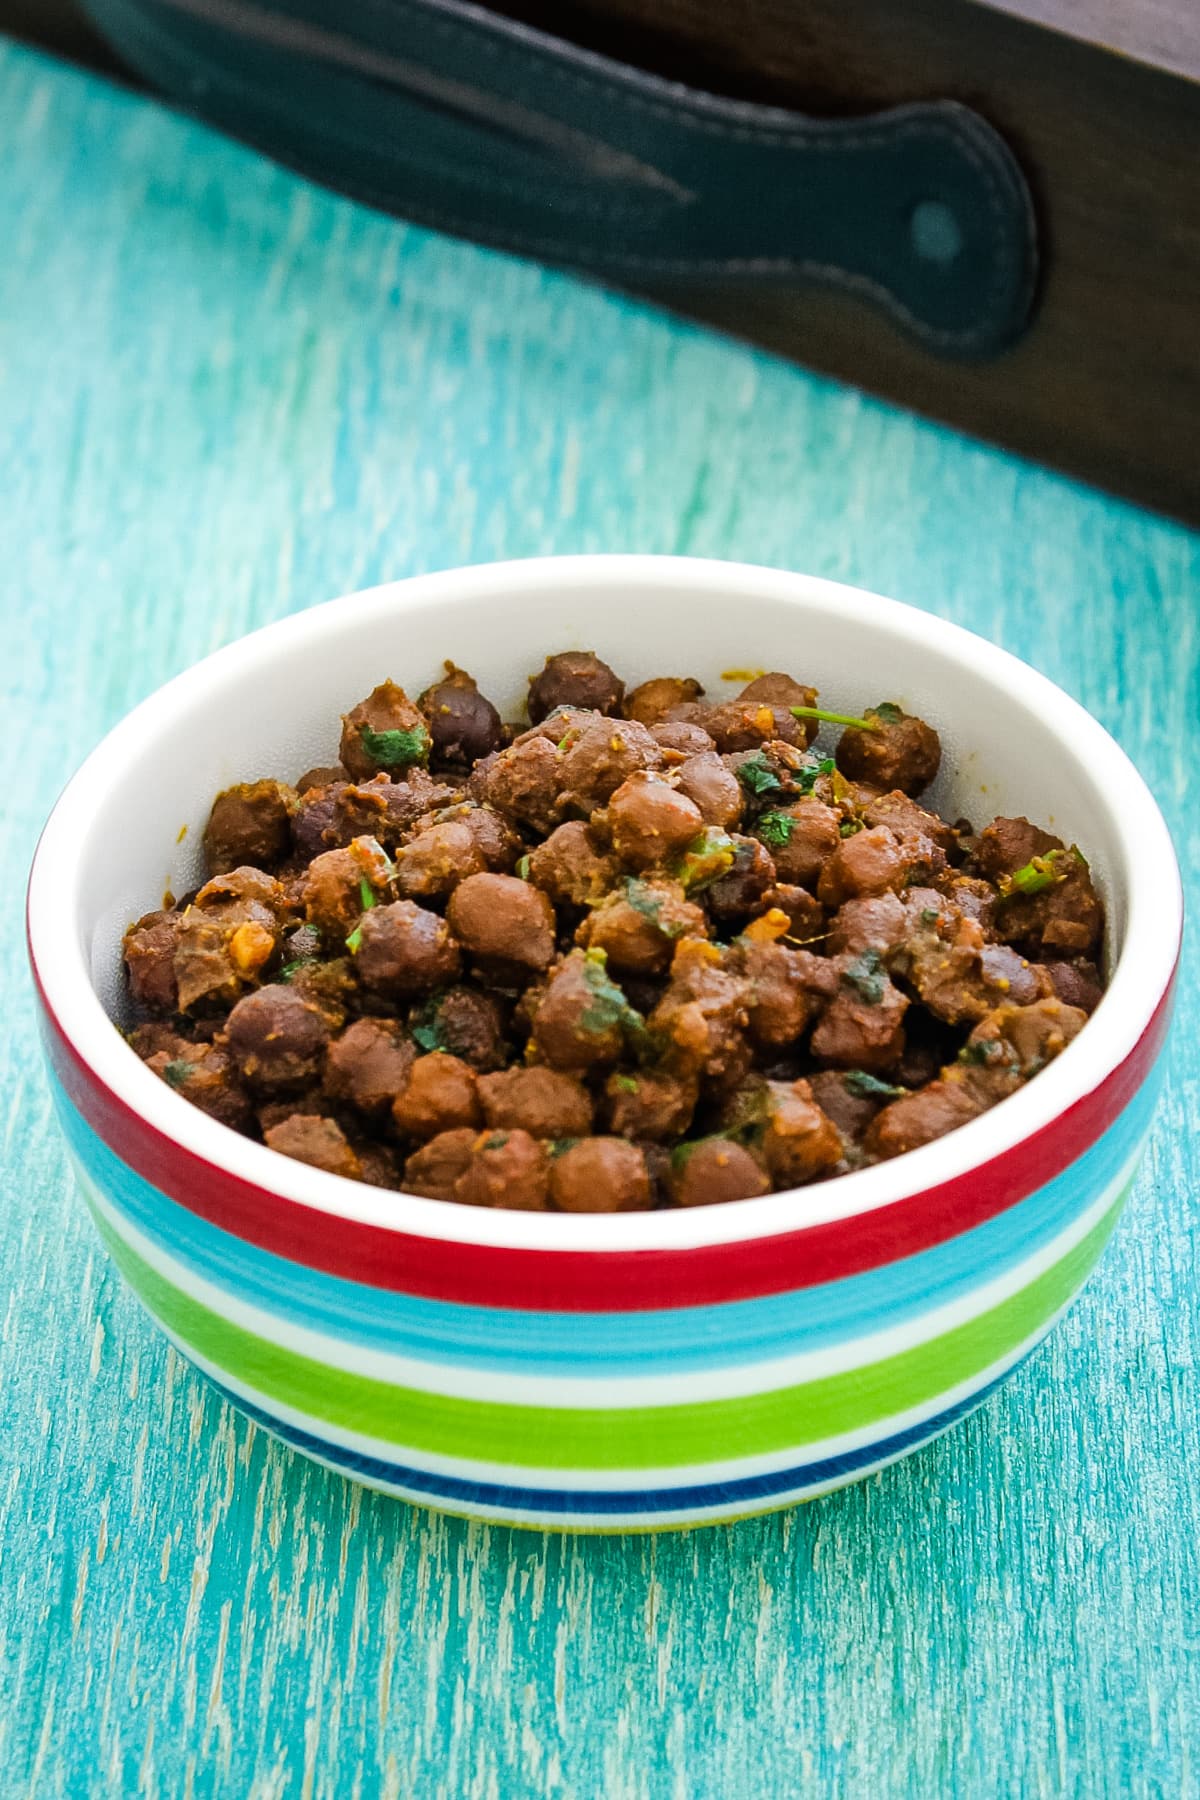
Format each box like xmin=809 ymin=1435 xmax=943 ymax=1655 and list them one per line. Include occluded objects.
xmin=496 ymin=0 xmax=1200 ymax=523
xmin=8 ymin=0 xmax=1200 ymax=521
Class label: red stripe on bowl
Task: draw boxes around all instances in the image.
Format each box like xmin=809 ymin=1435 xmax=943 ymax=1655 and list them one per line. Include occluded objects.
xmin=33 ymin=964 xmax=1175 ymax=1312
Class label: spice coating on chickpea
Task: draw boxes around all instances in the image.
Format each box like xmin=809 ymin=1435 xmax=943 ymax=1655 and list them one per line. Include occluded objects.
xmin=124 ymin=657 xmax=1105 ymax=1207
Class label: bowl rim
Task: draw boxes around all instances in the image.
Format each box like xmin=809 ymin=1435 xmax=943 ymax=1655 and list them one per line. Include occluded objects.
xmin=28 ymin=555 xmax=1183 ymax=1254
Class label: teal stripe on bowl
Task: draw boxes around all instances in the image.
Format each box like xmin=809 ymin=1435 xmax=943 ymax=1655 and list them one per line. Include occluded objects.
xmin=53 ymin=1060 xmax=1156 ymax=1374
xmin=87 ymin=1185 xmax=1122 ymax=1472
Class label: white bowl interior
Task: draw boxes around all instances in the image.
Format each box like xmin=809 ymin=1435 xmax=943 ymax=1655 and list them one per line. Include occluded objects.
xmin=31 ymin=557 xmax=1181 ymax=1250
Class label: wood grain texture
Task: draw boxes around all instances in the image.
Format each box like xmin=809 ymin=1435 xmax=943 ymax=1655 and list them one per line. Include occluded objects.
xmin=974 ymin=0 xmax=1200 ymax=83
xmin=1 ymin=40 xmax=1198 ymax=1800
xmin=495 ymin=0 xmax=1200 ymax=522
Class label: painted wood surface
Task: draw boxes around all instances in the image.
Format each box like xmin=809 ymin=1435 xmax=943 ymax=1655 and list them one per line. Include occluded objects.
xmin=1 ymin=39 xmax=1197 ymax=1800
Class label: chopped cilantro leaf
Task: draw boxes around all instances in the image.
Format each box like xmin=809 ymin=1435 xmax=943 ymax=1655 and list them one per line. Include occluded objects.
xmin=516 ymin=854 xmax=531 ymax=880
xmin=843 ymin=1070 xmax=907 ymax=1100
xmin=410 ymin=996 xmax=449 ymax=1053
xmin=718 ymin=1084 xmax=773 ymax=1143
xmin=839 ymin=818 xmax=865 ymax=839
xmin=959 ymin=1039 xmax=1009 ymax=1067
xmin=842 ymin=949 xmax=886 ymax=1004
xmin=580 ymin=950 xmax=645 ymax=1037
xmin=998 ymin=848 xmax=1082 ymax=899
xmin=359 ymin=723 xmax=431 ymax=770
xmin=277 ymin=924 xmax=322 ymax=982
xmin=872 ymin=702 xmax=904 ymax=725
xmin=162 ymin=1059 xmax=192 ymax=1089
xmin=757 ymin=810 xmax=796 ymax=848
xmin=1006 ymin=860 xmax=1058 ymax=896
xmin=624 ymin=879 xmax=664 ymax=923
xmin=790 ymin=705 xmax=878 ymax=731
xmin=674 ymin=829 xmax=736 ymax=893
xmin=796 ymin=756 xmax=836 ymax=795
xmin=736 ymin=754 xmax=781 ymax=798
xmin=621 ymin=881 xmax=686 ymax=939
xmin=613 ymin=1074 xmax=640 ymax=1094
xmin=920 ymin=906 xmax=940 ymax=925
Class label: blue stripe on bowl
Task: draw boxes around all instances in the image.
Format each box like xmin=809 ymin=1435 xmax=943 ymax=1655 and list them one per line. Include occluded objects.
xmin=200 ymin=1357 xmax=1032 ymax=1518
xmin=54 ymin=1061 xmax=1155 ymax=1376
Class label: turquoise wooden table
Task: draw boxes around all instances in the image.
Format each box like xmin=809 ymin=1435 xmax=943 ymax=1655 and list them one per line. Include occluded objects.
xmin=2 ymin=38 xmax=1198 ymax=1799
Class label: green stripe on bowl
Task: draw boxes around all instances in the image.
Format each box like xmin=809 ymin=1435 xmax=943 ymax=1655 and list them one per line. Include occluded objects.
xmin=87 ymin=1189 xmax=1124 ymax=1471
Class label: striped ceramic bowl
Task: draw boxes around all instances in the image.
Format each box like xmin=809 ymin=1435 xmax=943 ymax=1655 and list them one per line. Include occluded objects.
xmin=29 ymin=558 xmax=1181 ymax=1530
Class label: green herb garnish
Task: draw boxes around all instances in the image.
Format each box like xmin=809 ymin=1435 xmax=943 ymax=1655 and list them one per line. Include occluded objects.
xmin=736 ymin=753 xmax=782 ymax=798
xmin=757 ymin=810 xmax=796 ymax=848
xmin=843 ymin=1070 xmax=907 ymax=1100
xmin=277 ymin=925 xmax=321 ymax=982
xmin=920 ymin=906 xmax=940 ymax=925
xmin=516 ymin=854 xmax=531 ymax=880
xmin=674 ymin=829 xmax=736 ymax=894
xmin=998 ymin=848 xmax=1083 ymax=900
xmin=872 ymin=702 xmax=904 ymax=725
xmin=409 ymin=996 xmax=449 ymax=1053
xmin=410 ymin=993 xmax=453 ymax=1051
xmin=359 ymin=723 xmax=431 ymax=770
xmin=624 ymin=879 xmax=664 ymax=923
xmin=796 ymin=756 xmax=836 ymax=795
xmin=790 ymin=706 xmax=879 ymax=732
xmin=1004 ymin=859 xmax=1059 ymax=897
xmin=842 ymin=949 xmax=886 ymax=1004
xmin=839 ymin=818 xmax=865 ymax=839
xmin=580 ymin=949 xmax=645 ymax=1037
xmin=958 ymin=1039 xmax=1009 ymax=1067
xmin=344 ymin=878 xmax=379 ymax=954
xmin=717 ymin=1084 xmax=773 ymax=1144
xmin=546 ymin=1137 xmax=579 ymax=1160
xmin=622 ymin=879 xmax=686 ymax=936
xmin=613 ymin=1074 xmax=640 ymax=1094
xmin=162 ymin=1059 xmax=192 ymax=1089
